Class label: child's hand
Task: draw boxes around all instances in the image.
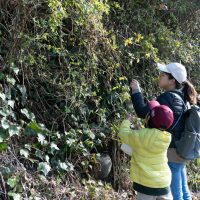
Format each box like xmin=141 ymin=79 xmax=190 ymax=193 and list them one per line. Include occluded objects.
xmin=127 ymin=114 xmax=134 ymax=122
xmin=127 ymin=114 xmax=142 ymax=130
xmin=127 ymin=114 xmax=136 ymax=130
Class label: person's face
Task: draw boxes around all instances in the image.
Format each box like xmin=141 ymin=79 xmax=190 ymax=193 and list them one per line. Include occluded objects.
xmin=158 ymin=72 xmax=175 ymax=90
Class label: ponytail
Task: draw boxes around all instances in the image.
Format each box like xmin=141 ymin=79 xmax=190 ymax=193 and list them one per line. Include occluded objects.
xmin=166 ymin=71 xmax=197 ymax=104
xmin=182 ymin=80 xmax=197 ymax=105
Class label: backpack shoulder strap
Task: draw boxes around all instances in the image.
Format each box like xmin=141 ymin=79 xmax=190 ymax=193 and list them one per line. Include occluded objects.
xmin=171 ymin=91 xmax=189 ymax=108
xmin=168 ymin=91 xmax=188 ymax=131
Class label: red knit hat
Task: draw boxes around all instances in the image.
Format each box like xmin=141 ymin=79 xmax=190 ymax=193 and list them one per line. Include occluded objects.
xmin=148 ymin=100 xmax=174 ymax=130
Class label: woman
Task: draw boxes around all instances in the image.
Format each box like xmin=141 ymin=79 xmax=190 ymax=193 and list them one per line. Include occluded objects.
xmin=130 ymin=62 xmax=197 ymax=200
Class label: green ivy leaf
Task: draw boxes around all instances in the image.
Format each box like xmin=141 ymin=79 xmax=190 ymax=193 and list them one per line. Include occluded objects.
xmin=83 ymin=129 xmax=95 ymax=139
xmin=66 ymin=138 xmax=76 ymax=147
xmin=0 ymin=135 xmax=4 ymax=143
xmin=7 ymin=100 xmax=15 ymax=108
xmin=33 ymin=197 xmax=41 ymax=200
xmin=8 ymin=125 xmax=20 ymax=136
xmin=0 ymin=92 xmax=6 ymax=100
xmin=7 ymin=176 xmax=20 ymax=188
xmin=50 ymin=142 xmax=59 ymax=154
xmin=20 ymin=149 xmax=29 ymax=158
xmin=24 ymin=121 xmax=40 ymax=136
xmin=37 ymin=162 xmax=51 ymax=176
xmin=6 ymin=76 xmax=16 ymax=85
xmin=37 ymin=133 xmax=47 ymax=145
xmin=8 ymin=192 xmax=21 ymax=200
xmin=0 ymin=72 xmax=5 ymax=80
xmin=21 ymin=108 xmax=35 ymax=120
xmin=58 ymin=160 xmax=74 ymax=171
xmin=50 ymin=142 xmax=59 ymax=150
xmin=29 ymin=121 xmax=40 ymax=131
xmin=0 ymin=143 xmax=7 ymax=151
xmin=45 ymin=155 xmax=50 ymax=163
xmin=35 ymin=149 xmax=45 ymax=160
xmin=24 ymin=144 xmax=31 ymax=151
xmin=58 ymin=161 xmax=68 ymax=171
xmin=0 ymin=128 xmax=9 ymax=142
xmin=0 ymin=166 xmax=14 ymax=178
xmin=0 ymin=108 xmax=11 ymax=117
xmin=1 ymin=117 xmax=10 ymax=129
xmin=99 ymin=132 xmax=106 ymax=138
xmin=11 ymin=63 xmax=20 ymax=75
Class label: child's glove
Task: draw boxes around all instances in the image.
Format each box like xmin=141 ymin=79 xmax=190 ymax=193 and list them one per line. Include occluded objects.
xmin=121 ymin=143 xmax=133 ymax=156
xmin=127 ymin=114 xmax=141 ymax=129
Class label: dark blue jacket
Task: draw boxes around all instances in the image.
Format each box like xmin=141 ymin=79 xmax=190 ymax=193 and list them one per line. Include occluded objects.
xmin=131 ymin=89 xmax=187 ymax=148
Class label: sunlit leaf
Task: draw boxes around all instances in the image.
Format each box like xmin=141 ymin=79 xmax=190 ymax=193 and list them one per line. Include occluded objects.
xmin=37 ymin=133 xmax=47 ymax=145
xmin=7 ymin=176 xmax=20 ymax=188
xmin=21 ymin=108 xmax=35 ymax=120
xmin=24 ymin=144 xmax=31 ymax=151
xmin=37 ymin=162 xmax=51 ymax=176
xmin=7 ymin=100 xmax=15 ymax=108
xmin=20 ymin=149 xmax=29 ymax=158
xmin=29 ymin=121 xmax=40 ymax=132
xmin=50 ymin=142 xmax=59 ymax=154
xmin=8 ymin=192 xmax=21 ymax=200
xmin=1 ymin=117 xmax=10 ymax=129
xmin=58 ymin=160 xmax=74 ymax=171
xmin=83 ymin=129 xmax=95 ymax=139
xmin=8 ymin=125 xmax=20 ymax=136
xmin=11 ymin=63 xmax=20 ymax=75
xmin=0 ymin=92 xmax=6 ymax=100
xmin=6 ymin=76 xmax=16 ymax=85
xmin=35 ymin=149 xmax=45 ymax=160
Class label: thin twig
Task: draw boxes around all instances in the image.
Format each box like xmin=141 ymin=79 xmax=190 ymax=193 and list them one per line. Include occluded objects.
xmin=0 ymin=172 xmax=8 ymax=200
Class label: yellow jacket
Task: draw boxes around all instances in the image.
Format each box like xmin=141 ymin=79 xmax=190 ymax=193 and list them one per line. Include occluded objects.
xmin=119 ymin=120 xmax=171 ymax=188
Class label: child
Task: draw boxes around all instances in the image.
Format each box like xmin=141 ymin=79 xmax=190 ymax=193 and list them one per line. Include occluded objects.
xmin=119 ymin=100 xmax=174 ymax=200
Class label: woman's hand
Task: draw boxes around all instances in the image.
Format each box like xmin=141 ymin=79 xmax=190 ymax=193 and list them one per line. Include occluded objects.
xmin=130 ymin=79 xmax=140 ymax=92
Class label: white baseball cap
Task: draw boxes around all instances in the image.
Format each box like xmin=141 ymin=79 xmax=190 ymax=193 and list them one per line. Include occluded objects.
xmin=157 ymin=62 xmax=187 ymax=83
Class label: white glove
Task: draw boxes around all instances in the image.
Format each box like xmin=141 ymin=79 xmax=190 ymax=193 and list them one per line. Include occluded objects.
xmin=120 ymin=143 xmax=133 ymax=156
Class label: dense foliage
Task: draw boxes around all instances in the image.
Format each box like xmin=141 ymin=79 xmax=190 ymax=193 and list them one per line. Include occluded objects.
xmin=0 ymin=0 xmax=200 ymax=199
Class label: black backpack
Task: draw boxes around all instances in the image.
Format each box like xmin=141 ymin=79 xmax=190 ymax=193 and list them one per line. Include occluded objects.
xmin=171 ymin=93 xmax=200 ymax=160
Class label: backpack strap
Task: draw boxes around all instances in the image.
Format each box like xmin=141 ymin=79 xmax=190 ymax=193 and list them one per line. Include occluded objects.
xmin=169 ymin=92 xmax=188 ymax=131
xmin=170 ymin=109 xmax=184 ymax=131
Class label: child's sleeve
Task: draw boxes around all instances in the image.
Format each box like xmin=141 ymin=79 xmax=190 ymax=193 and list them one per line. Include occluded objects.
xmin=119 ymin=120 xmax=142 ymax=148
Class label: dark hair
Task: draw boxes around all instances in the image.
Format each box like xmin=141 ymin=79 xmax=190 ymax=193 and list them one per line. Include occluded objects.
xmin=165 ymin=72 xmax=197 ymax=104
xmin=182 ymin=81 xmax=197 ymax=105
